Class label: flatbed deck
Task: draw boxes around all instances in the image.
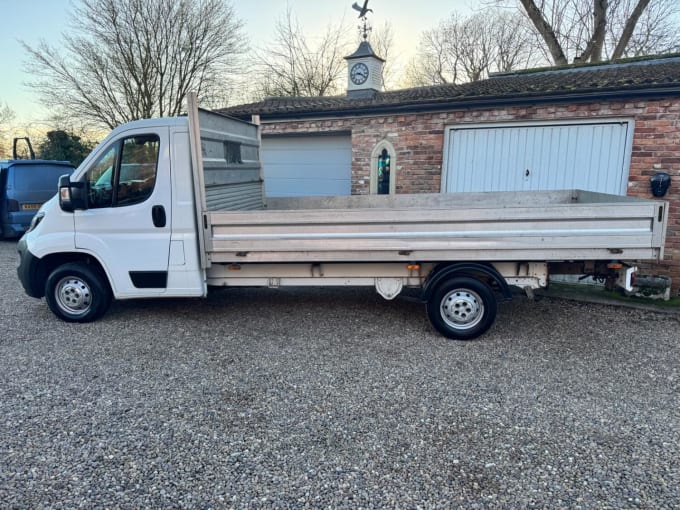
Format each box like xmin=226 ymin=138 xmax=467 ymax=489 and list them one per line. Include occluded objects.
xmin=204 ymin=190 xmax=667 ymax=264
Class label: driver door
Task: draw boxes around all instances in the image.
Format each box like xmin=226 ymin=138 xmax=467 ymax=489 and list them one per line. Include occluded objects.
xmin=74 ymin=127 xmax=172 ymax=297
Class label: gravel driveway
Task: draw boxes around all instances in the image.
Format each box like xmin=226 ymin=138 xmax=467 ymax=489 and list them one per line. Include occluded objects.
xmin=1 ymin=239 xmax=678 ymax=508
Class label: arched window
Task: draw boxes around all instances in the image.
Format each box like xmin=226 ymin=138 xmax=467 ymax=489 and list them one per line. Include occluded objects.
xmin=370 ymin=140 xmax=396 ymax=194
xmin=377 ymin=149 xmax=391 ymax=194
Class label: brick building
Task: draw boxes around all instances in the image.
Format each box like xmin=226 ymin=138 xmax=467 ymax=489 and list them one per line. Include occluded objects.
xmin=221 ymin=52 xmax=680 ymax=294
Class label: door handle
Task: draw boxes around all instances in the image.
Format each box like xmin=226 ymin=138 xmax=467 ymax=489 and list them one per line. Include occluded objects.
xmin=152 ymin=205 xmax=166 ymax=228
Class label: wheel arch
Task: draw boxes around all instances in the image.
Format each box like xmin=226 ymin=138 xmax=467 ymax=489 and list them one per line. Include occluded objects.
xmin=31 ymin=252 xmax=111 ymax=299
xmin=422 ymin=262 xmax=512 ymax=302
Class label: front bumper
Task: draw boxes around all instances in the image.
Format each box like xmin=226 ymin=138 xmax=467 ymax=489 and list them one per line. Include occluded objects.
xmin=17 ymin=237 xmax=45 ymax=298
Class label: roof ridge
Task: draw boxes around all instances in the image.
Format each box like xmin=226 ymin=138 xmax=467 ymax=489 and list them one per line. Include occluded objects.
xmin=490 ymin=52 xmax=680 ymax=79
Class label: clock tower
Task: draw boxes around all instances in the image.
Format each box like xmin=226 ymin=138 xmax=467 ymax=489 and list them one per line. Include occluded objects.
xmin=345 ymin=40 xmax=385 ymax=99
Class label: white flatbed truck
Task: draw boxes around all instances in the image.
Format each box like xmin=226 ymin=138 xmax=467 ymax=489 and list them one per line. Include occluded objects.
xmin=17 ymin=94 xmax=669 ymax=339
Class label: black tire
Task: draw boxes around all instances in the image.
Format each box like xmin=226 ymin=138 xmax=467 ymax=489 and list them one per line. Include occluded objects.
xmin=426 ymin=276 xmax=497 ymax=340
xmin=45 ymin=263 xmax=112 ymax=322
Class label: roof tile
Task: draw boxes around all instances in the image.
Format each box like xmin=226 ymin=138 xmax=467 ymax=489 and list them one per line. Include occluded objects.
xmin=220 ymin=54 xmax=680 ymax=119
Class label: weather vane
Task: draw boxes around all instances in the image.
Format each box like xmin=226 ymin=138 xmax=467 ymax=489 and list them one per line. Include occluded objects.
xmin=351 ymin=0 xmax=373 ymax=41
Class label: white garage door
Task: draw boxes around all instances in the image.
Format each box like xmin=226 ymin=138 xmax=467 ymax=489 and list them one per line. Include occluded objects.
xmin=443 ymin=119 xmax=634 ymax=195
xmin=261 ymin=135 xmax=351 ymax=197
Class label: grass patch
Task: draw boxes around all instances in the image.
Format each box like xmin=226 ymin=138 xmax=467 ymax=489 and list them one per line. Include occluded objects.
xmin=546 ymin=282 xmax=680 ymax=309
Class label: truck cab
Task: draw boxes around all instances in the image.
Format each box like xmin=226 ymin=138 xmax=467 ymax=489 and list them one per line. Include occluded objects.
xmin=17 ymin=116 xmax=206 ymax=322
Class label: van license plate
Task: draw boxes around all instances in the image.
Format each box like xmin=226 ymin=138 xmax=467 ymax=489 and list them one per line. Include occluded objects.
xmin=21 ymin=203 xmax=41 ymax=210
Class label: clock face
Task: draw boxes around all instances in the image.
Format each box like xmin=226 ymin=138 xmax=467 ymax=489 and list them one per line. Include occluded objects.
xmin=350 ymin=62 xmax=369 ymax=85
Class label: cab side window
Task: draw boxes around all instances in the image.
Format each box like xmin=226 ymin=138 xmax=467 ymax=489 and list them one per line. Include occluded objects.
xmin=118 ymin=135 xmax=160 ymax=206
xmin=87 ymin=134 xmax=160 ymax=209
xmin=87 ymin=143 xmax=118 ymax=208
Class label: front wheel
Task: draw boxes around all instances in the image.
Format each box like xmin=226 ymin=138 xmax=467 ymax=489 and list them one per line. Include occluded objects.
xmin=426 ymin=276 xmax=497 ymax=340
xmin=45 ymin=263 xmax=112 ymax=322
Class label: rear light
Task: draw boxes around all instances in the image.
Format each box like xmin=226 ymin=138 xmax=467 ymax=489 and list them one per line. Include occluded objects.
xmin=619 ymin=266 xmax=637 ymax=292
xmin=7 ymin=199 xmax=19 ymax=212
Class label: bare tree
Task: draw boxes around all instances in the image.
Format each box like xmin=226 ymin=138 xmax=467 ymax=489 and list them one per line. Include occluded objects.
xmin=607 ymin=0 xmax=680 ymax=57
xmin=404 ymin=10 xmax=539 ymax=87
xmin=0 ymin=102 xmax=16 ymax=158
xmin=494 ymin=11 xmax=541 ymax=72
xmin=511 ymin=0 xmax=679 ymax=64
xmin=0 ymin=103 xmax=13 ymax=124
xmin=254 ymin=9 xmax=351 ymax=98
xmin=450 ymin=14 xmax=495 ymax=82
xmin=22 ymin=0 xmax=246 ymax=129
xmin=403 ymin=25 xmax=462 ymax=87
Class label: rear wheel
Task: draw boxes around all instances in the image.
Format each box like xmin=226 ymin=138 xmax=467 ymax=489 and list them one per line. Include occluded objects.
xmin=45 ymin=263 xmax=112 ymax=322
xmin=426 ymin=276 xmax=497 ymax=340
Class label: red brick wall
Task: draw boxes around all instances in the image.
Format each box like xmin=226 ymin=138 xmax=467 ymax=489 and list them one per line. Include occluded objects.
xmin=260 ymin=99 xmax=680 ymax=294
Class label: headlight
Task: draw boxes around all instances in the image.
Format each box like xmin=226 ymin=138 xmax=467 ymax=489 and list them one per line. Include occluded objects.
xmin=28 ymin=211 xmax=45 ymax=233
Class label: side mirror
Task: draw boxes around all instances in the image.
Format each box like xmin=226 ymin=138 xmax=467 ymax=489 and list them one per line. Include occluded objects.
xmin=58 ymin=175 xmax=74 ymax=212
xmin=58 ymin=175 xmax=87 ymax=212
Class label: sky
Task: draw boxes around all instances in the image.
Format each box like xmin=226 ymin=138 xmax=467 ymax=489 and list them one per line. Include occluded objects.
xmin=0 ymin=0 xmax=475 ymax=128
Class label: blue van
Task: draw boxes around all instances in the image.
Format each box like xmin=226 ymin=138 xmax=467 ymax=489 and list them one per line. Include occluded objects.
xmin=0 ymin=160 xmax=75 ymax=238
